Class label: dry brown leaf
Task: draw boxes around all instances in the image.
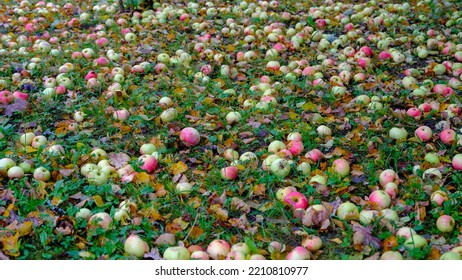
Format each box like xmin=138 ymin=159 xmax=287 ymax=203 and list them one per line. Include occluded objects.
xmin=210 ymin=204 xmax=229 ymax=221
xmin=230 ymin=197 xmax=250 ymax=213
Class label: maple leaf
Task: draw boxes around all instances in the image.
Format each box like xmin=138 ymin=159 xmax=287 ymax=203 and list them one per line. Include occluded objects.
xmin=108 ymin=152 xmax=130 ymax=169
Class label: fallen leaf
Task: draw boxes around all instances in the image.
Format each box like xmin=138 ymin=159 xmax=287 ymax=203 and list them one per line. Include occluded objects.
xmin=170 ymin=161 xmax=188 ymax=175
xmin=108 ymin=152 xmax=130 ymax=169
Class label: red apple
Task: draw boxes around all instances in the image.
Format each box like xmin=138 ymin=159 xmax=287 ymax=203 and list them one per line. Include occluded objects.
xmin=286 ymin=246 xmax=310 ymax=260
xmin=415 ymin=126 xmax=433 ymax=142
xmin=439 ymin=129 xmax=456 ymax=144
xmin=207 ymin=239 xmax=230 ymax=260
xmin=138 ymin=155 xmax=158 ymax=173
xmin=284 ymin=191 xmax=309 ymax=210
xmin=369 ymin=190 xmax=391 ymax=210
xmin=452 ymin=154 xmax=462 ymax=170
xmin=221 ymin=166 xmax=238 ymax=180
xmin=180 ymin=127 xmax=200 ymax=147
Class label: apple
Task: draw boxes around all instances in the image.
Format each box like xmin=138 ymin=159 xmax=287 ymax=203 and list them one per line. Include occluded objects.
xmin=332 ymin=158 xmax=350 ymax=178
xmin=287 ymin=141 xmax=304 ymax=156
xmin=230 ymin=242 xmax=250 ymax=255
xmin=424 ymin=152 xmax=440 ymax=165
xmin=176 ymin=182 xmax=194 ymax=194
xmin=0 ymin=158 xmax=16 ymax=171
xmin=225 ymin=251 xmax=246 ymax=260
xmin=336 ymin=202 xmax=359 ymax=220
xmin=379 ymin=209 xmax=399 ymax=223
xmin=90 ymin=148 xmax=107 ymax=161
xmin=87 ymin=169 xmax=109 ymax=186
xmin=124 ymin=234 xmax=149 ymax=258
xmin=159 ymin=96 xmax=173 ymax=107
xmin=396 ymin=227 xmax=417 ymax=239
xmin=113 ymin=109 xmax=130 ymax=121
xmin=160 ymin=108 xmax=178 ymax=123
xmin=383 ymin=182 xmax=398 ymax=199
xmin=439 ymin=129 xmax=456 ymax=144
xmin=268 ymin=140 xmax=286 ymax=153
xmin=302 ymin=236 xmax=323 ymax=251
xmin=157 ymin=53 xmax=170 ymax=64
xmin=239 ymin=152 xmax=258 ymax=167
xmin=316 ymin=125 xmax=332 ymax=137
xmin=452 ymin=154 xmax=462 ymax=170
xmin=415 ymin=126 xmax=433 ymax=142
xmin=389 ymin=127 xmax=408 ymax=141
xmin=19 ymin=132 xmax=35 ymax=146
xmin=138 ymin=155 xmax=158 ymax=173
xmin=286 ymin=246 xmax=310 ymax=260
xmin=114 ymin=209 xmax=130 ymax=223
xmin=436 ymin=215 xmax=455 ymax=233
xmin=262 ymin=154 xmax=280 ymax=171
xmin=207 ymin=239 xmax=230 ymax=260
xmin=276 ymin=186 xmax=297 ymax=202
xmin=81 ymin=48 xmax=94 ymax=59
xmin=75 ymin=208 xmax=92 ymax=220
xmin=225 ymin=111 xmax=242 ymax=125
xmin=81 ymin=163 xmax=98 ymax=177
xmin=431 ymin=190 xmax=448 ymax=206
xmin=305 ymin=149 xmax=323 ymax=161
xmin=287 ymin=132 xmax=302 ymax=142
xmin=140 ymin=143 xmax=157 ymax=155
xmin=190 ymin=251 xmax=209 ymax=260
xmin=369 ymin=190 xmax=391 ymax=210
xmin=380 ymin=251 xmax=403 ymax=260
xmin=31 ymin=135 xmax=48 ymax=149
xmin=124 ymin=32 xmax=137 ymax=42
xmin=270 ymin=158 xmax=291 ymax=178
xmin=221 ymin=166 xmax=238 ymax=180
xmin=18 ymin=160 xmax=34 ymax=173
xmin=379 ymin=169 xmax=399 ymax=187
xmin=163 ymin=246 xmax=190 ymax=260
xmin=440 ymin=252 xmax=461 ymax=260
xmin=223 ymin=149 xmax=239 ymax=161
xmin=33 ymin=167 xmax=51 ymax=182
xmin=284 ymin=191 xmax=309 ymax=210
xmin=249 ymin=254 xmax=266 ymax=260
xmin=404 ymin=235 xmax=427 ymax=250
xmin=180 ymin=127 xmax=200 ymax=147
xmin=7 ymin=166 xmax=24 ymax=179
xmin=296 ymin=162 xmax=311 ymax=175
xmin=309 ymin=174 xmax=327 ymax=186
xmin=48 ymin=145 xmax=65 ymax=156
xmin=88 ymin=212 xmax=112 ymax=231
xmin=359 ymin=210 xmax=378 ymax=225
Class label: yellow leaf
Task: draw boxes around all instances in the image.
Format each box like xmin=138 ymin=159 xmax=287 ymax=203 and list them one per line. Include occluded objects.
xmin=302 ymin=102 xmax=317 ymax=111
xmin=134 ymin=172 xmax=151 ymax=184
xmin=55 ymin=127 xmax=67 ymax=136
xmin=226 ymin=45 xmax=236 ymax=52
xmin=329 ymin=238 xmax=343 ymax=244
xmin=167 ymin=33 xmax=175 ymax=41
xmin=170 ymin=161 xmax=188 ymax=175
xmin=0 ymin=231 xmax=20 ymax=257
xmin=92 ymin=195 xmax=104 ymax=207
xmin=288 ymin=111 xmax=299 ymax=120
xmin=25 ymin=146 xmax=38 ymax=153
xmin=51 ymin=196 xmax=62 ymax=206
xmin=6 ymin=221 xmax=33 ymax=237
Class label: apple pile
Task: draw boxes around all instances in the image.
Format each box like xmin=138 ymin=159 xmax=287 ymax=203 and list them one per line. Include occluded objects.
xmin=1 ymin=0 xmax=462 ymax=260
